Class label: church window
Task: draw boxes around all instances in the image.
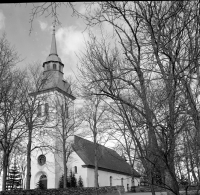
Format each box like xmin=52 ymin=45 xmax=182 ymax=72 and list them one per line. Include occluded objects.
xmin=66 ymin=106 xmax=69 ymax=118
xmin=74 ymin=166 xmax=77 ymax=174
xmin=61 ymin=104 xmax=63 ymax=111
xmin=38 ymin=154 xmax=46 ymax=166
xmin=61 ymin=104 xmax=69 ymax=118
xmin=59 ymin=65 xmax=61 ymax=72
xmin=127 ymin=184 xmax=129 ymax=191
xmin=37 ymin=105 xmax=41 ymax=117
xmin=110 ymin=176 xmax=112 ymax=186
xmin=53 ymin=63 xmax=56 ymax=70
xmin=47 ymin=64 xmax=50 ymax=70
xmin=121 ymin=178 xmax=124 ymax=186
xmin=45 ymin=103 xmax=49 ymax=116
xmin=39 ymin=129 xmax=46 ymax=136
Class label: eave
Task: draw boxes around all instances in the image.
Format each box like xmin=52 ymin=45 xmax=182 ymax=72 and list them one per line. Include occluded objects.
xmin=29 ymin=87 xmax=76 ymax=100
xmin=81 ymin=164 xmax=135 ymax=177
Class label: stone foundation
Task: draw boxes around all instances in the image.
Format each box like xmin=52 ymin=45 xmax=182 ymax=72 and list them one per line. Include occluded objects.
xmin=0 ymin=186 xmax=125 ymax=195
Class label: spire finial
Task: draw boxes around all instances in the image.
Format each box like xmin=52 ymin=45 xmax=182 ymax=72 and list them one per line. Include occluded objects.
xmin=53 ymin=24 xmax=55 ymax=35
xmin=52 ymin=17 xmax=56 ymax=35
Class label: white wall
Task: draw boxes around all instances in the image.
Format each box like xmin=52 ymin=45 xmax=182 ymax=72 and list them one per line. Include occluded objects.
xmin=67 ymin=151 xmax=88 ymax=187
xmin=31 ymin=150 xmax=61 ymax=189
xmin=30 ymin=89 xmax=74 ymax=189
xmin=87 ymin=168 xmax=132 ymax=191
xmin=68 ymin=152 xmax=137 ymax=192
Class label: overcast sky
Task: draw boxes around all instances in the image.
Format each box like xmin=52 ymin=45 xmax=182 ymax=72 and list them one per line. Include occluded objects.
xmin=0 ymin=3 xmax=92 ymax=78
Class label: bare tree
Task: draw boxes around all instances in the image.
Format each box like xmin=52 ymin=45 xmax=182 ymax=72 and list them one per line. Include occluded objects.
xmin=0 ymin=34 xmax=20 ymax=109
xmin=0 ymin=34 xmax=25 ymax=191
xmin=106 ymin=102 xmax=139 ymax=185
xmin=45 ymin=78 xmax=79 ymax=189
xmin=77 ymin=2 xmax=200 ymax=194
xmin=21 ymin=2 xmax=81 ymax=34
xmin=20 ymin=62 xmax=52 ymax=189
xmin=79 ymin=93 xmax=108 ymax=188
xmin=0 ymin=70 xmax=27 ymax=191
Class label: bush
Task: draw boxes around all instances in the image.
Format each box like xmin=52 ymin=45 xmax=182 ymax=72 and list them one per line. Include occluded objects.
xmin=78 ymin=176 xmax=84 ymax=187
xmin=70 ymin=170 xmax=77 ymax=188
xmin=36 ymin=180 xmax=45 ymax=190
xmin=59 ymin=170 xmax=78 ymax=188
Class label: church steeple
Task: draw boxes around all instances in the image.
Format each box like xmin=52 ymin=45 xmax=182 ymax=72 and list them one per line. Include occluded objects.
xmin=44 ymin=24 xmax=62 ymax=63
xmin=41 ymin=22 xmax=75 ymax=100
xmin=50 ymin=24 xmax=57 ymax=56
xmin=43 ymin=24 xmax=64 ymax=74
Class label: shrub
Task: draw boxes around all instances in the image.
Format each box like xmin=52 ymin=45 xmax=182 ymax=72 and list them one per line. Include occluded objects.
xmin=36 ymin=180 xmax=45 ymax=190
xmin=59 ymin=170 xmax=77 ymax=188
xmin=78 ymin=176 xmax=84 ymax=187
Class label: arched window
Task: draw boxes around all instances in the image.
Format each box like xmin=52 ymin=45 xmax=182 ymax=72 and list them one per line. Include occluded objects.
xmin=47 ymin=64 xmax=50 ymax=70
xmin=39 ymin=174 xmax=47 ymax=189
xmin=37 ymin=105 xmax=41 ymax=117
xmin=110 ymin=176 xmax=112 ymax=186
xmin=127 ymin=184 xmax=129 ymax=191
xmin=45 ymin=103 xmax=49 ymax=116
xmin=121 ymin=178 xmax=124 ymax=186
xmin=66 ymin=106 xmax=69 ymax=118
xmin=74 ymin=166 xmax=77 ymax=174
xmin=61 ymin=104 xmax=69 ymax=118
xmin=53 ymin=63 xmax=56 ymax=70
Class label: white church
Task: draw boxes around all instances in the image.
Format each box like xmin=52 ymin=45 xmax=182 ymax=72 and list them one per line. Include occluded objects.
xmin=1 ymin=25 xmax=140 ymax=192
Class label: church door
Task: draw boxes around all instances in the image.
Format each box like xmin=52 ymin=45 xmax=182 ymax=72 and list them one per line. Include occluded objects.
xmin=39 ymin=174 xmax=47 ymax=189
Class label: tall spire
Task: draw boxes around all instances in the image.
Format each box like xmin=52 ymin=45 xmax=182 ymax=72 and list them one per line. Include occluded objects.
xmin=49 ymin=24 xmax=57 ymax=56
xmin=44 ymin=21 xmax=61 ymax=63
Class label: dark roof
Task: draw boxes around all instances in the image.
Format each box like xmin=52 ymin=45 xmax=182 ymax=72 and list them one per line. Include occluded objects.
xmin=72 ymin=136 xmax=140 ymax=177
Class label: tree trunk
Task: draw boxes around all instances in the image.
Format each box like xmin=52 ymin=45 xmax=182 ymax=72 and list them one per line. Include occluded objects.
xmin=94 ymin=148 xmax=98 ymax=187
xmin=165 ymin=168 xmax=179 ymax=195
xmin=94 ymin=136 xmax=98 ymax=188
xmin=2 ymin=151 xmax=9 ymax=191
xmin=26 ymin=128 xmax=32 ymax=189
xmin=63 ymin=141 xmax=67 ymax=188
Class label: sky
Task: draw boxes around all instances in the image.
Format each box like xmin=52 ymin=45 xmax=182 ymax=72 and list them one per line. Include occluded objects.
xmin=0 ymin=3 xmax=92 ymax=78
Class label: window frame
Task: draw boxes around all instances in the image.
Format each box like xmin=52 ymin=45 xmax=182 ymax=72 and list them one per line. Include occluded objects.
xmin=74 ymin=166 xmax=77 ymax=174
xmin=53 ymin=63 xmax=56 ymax=70
xmin=121 ymin=178 xmax=124 ymax=186
xmin=37 ymin=105 xmax=42 ymax=117
xmin=110 ymin=176 xmax=112 ymax=186
xmin=38 ymin=154 xmax=46 ymax=166
xmin=45 ymin=103 xmax=49 ymax=116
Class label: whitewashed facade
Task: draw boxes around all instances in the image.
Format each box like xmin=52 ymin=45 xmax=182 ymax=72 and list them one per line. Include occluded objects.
xmin=68 ymin=151 xmax=140 ymax=192
xmin=30 ymin=140 xmax=140 ymax=191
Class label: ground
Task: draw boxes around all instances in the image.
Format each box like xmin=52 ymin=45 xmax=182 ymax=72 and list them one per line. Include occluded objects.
xmin=124 ymin=192 xmax=167 ymax=195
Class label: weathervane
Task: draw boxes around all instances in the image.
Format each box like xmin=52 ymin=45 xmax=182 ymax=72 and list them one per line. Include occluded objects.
xmin=52 ymin=15 xmax=56 ymax=34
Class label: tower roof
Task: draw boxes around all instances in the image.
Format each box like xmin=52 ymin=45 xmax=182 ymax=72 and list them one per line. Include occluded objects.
xmin=39 ymin=22 xmax=75 ymax=99
xmin=45 ymin=25 xmax=61 ymax=63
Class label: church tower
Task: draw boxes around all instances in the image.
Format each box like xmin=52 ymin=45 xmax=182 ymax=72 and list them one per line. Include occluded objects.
xmin=30 ymin=25 xmax=75 ymax=189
